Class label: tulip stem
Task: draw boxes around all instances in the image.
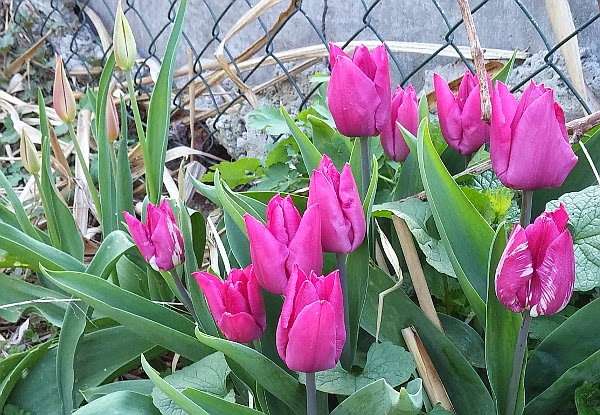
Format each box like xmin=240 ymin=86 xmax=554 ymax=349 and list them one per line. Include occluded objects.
xmin=336 ymin=252 xmax=351 ymax=370
xmin=125 ymin=71 xmax=146 ymax=148
xmin=520 ymin=190 xmax=533 ymax=227
xmin=359 ymin=136 xmax=371 ymax=200
xmin=305 ymin=372 xmax=317 ymax=415
xmin=506 ymin=309 xmax=532 ymax=415
xmin=169 ymin=269 xmax=200 ymax=327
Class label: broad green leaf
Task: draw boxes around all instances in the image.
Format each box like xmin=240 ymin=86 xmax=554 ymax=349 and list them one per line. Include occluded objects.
xmin=40 ymin=268 xmax=212 ymax=361
xmin=525 ymin=296 xmax=600 ymax=402
xmin=145 ymin=0 xmax=187 ymax=204
xmin=491 ymin=50 xmax=517 ymax=84
xmin=329 ymin=378 xmax=423 ymax=415
xmin=0 ymin=170 xmax=43 ymax=242
xmin=299 ymin=341 xmax=414 ymax=395
xmin=182 ymin=388 xmax=264 ymax=415
xmin=361 ymin=266 xmax=495 ymax=415
xmin=81 ymin=380 xmax=154 ymax=402
xmin=195 ymin=330 xmax=306 ymax=415
xmin=280 ymin=104 xmax=322 ymax=175
xmin=247 ymin=106 xmax=289 ymax=135
xmin=308 ymin=114 xmax=351 ymax=169
xmin=116 ymin=255 xmax=150 ymax=297
xmin=86 ymin=230 xmax=134 ymax=279
xmin=152 ymin=352 xmax=231 ymax=415
xmin=201 ymin=158 xmax=265 ymax=188
xmin=72 ymin=391 xmax=161 ymax=415
xmin=373 ymin=199 xmax=456 ymax=277
xmin=395 ymin=127 xmax=423 ymax=200
xmin=485 ymin=223 xmax=523 ymax=415
xmin=547 ymin=185 xmax=600 ymax=291
xmin=438 ymin=314 xmax=485 ymax=369
xmin=141 ymin=354 xmax=209 ymax=415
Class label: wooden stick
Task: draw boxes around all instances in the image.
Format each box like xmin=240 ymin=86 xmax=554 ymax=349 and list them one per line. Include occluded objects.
xmin=568 ymin=110 xmax=600 ymax=141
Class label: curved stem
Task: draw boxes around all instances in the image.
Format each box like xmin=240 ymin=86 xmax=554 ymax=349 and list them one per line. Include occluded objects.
xmin=336 ymin=253 xmax=351 ymax=369
xmin=305 ymin=372 xmax=317 ymax=415
xmin=506 ymin=309 xmax=532 ymax=415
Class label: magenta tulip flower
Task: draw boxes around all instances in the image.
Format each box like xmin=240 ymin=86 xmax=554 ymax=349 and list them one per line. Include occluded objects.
xmin=277 ymin=266 xmax=346 ymax=373
xmin=123 ymin=200 xmax=184 ymax=271
xmin=490 ymin=80 xmax=578 ymax=190
xmin=327 ymin=43 xmax=391 ymax=138
xmin=495 ymin=203 xmax=575 ymax=317
xmin=380 ymin=85 xmax=418 ymax=162
xmin=244 ymin=195 xmax=322 ymax=295
xmin=434 ymin=71 xmax=490 ymax=155
xmin=307 ymin=155 xmax=365 ymax=254
xmin=193 ymin=265 xmax=266 ymax=343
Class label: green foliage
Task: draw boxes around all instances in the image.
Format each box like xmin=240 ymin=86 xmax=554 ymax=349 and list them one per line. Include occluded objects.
xmin=576 ymin=382 xmax=600 ymax=415
xmin=201 ymin=158 xmax=265 ymax=188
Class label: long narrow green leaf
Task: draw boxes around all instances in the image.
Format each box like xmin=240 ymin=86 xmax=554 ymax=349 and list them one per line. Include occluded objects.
xmin=183 ymin=387 xmax=265 ymax=415
xmin=195 ymin=330 xmax=306 ymax=415
xmin=146 ymin=0 xmax=188 ymax=204
xmin=85 ymin=230 xmax=134 ymax=279
xmin=116 ymin=96 xmax=134 ymax=227
xmin=40 ymin=268 xmax=212 ymax=362
xmin=491 ymin=50 xmax=517 ymax=85
xmin=281 ymin=104 xmax=322 ymax=175
xmin=95 ymin=53 xmax=117 ymax=235
xmin=0 ymin=170 xmax=44 ymax=242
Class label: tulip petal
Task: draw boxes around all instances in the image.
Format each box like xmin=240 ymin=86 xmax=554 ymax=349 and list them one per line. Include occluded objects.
xmin=219 ymin=312 xmax=265 ymax=343
xmin=123 ymin=212 xmax=155 ymax=263
xmin=434 ymin=74 xmax=464 ymax=151
xmin=266 ymin=195 xmax=301 ymax=246
xmin=327 ymin=56 xmax=380 ymax=137
xmin=525 ymin=213 xmax=562 ymax=267
xmin=224 ymin=282 xmax=251 ymax=315
xmin=352 ymin=45 xmax=376 ymax=80
xmin=277 ymin=266 xmax=302 ymax=359
xmin=283 ymin=301 xmax=338 ymax=372
xmin=460 ymin=83 xmax=490 ymax=154
xmin=329 ymin=43 xmax=349 ymax=68
xmin=150 ymin=210 xmax=180 ymax=271
xmin=321 ymin=270 xmax=346 ymax=357
xmin=287 ymin=204 xmax=323 ymax=277
xmin=245 ymin=266 xmax=267 ymax=331
xmin=490 ymin=82 xmax=519 ymax=182
xmin=245 ymin=214 xmax=289 ymax=295
xmin=339 ymin=164 xmax=366 ymax=251
xmin=372 ymin=44 xmax=391 ymax=133
xmin=193 ymin=271 xmax=227 ymax=324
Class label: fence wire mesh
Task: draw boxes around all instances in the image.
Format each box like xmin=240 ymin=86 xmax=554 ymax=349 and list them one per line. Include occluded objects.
xmin=10 ymin=0 xmax=600 ymax=157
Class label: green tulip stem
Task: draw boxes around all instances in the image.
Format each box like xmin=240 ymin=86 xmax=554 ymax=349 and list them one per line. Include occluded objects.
xmin=109 ymin=142 xmax=118 ymax=179
xmin=305 ymin=372 xmax=317 ymax=415
xmin=67 ymin=122 xmax=102 ymax=220
xmin=125 ymin=71 xmax=146 ymax=148
xmin=359 ymin=136 xmax=370 ymax=200
xmin=520 ymin=190 xmax=533 ymax=228
xmin=506 ymin=309 xmax=532 ymax=415
xmin=169 ymin=269 xmax=200 ymax=327
xmin=336 ymin=252 xmax=351 ymax=370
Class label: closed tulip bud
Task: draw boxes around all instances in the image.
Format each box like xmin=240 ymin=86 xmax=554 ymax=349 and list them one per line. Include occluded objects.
xmin=380 ymin=85 xmax=418 ymax=162
xmin=307 ymin=155 xmax=365 ymax=254
xmin=106 ymin=98 xmax=120 ymax=143
xmin=327 ymin=43 xmax=391 ymax=137
xmin=495 ymin=203 xmax=574 ymax=317
xmin=490 ymin=81 xmax=577 ymax=190
xmin=113 ymin=0 xmax=137 ymax=71
xmin=123 ymin=200 xmax=184 ymax=271
xmin=193 ymin=265 xmax=266 ymax=343
xmin=277 ymin=266 xmax=346 ymax=373
xmin=53 ymin=55 xmax=76 ymax=123
xmin=244 ymin=195 xmax=323 ymax=295
xmin=20 ymin=130 xmax=41 ymax=175
xmin=434 ymin=71 xmax=490 ymax=155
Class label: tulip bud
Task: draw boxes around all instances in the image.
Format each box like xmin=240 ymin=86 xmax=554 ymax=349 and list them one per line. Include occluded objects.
xmin=244 ymin=195 xmax=322 ymax=295
xmin=53 ymin=55 xmax=77 ymax=123
xmin=106 ymin=98 xmax=120 ymax=143
xmin=123 ymin=200 xmax=184 ymax=271
xmin=193 ymin=265 xmax=266 ymax=343
xmin=380 ymin=85 xmax=418 ymax=162
xmin=490 ymin=80 xmax=578 ymax=190
xmin=20 ymin=130 xmax=41 ymax=175
xmin=276 ymin=266 xmax=346 ymax=373
xmin=434 ymin=71 xmax=490 ymax=155
xmin=327 ymin=43 xmax=391 ymax=137
xmin=113 ymin=0 xmax=137 ymax=71
xmin=307 ymin=155 xmax=365 ymax=254
xmin=495 ymin=203 xmax=574 ymax=317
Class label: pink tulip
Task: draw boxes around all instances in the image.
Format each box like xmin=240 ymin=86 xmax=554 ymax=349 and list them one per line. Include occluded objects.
xmin=244 ymin=195 xmax=322 ymax=295
xmin=434 ymin=71 xmax=490 ymax=155
xmin=277 ymin=266 xmax=346 ymax=373
xmin=123 ymin=200 xmax=185 ymax=271
xmin=495 ymin=204 xmax=575 ymax=317
xmin=307 ymin=155 xmax=365 ymax=254
xmin=490 ymin=80 xmax=578 ymax=190
xmin=193 ymin=265 xmax=266 ymax=343
xmin=327 ymin=43 xmax=391 ymax=137
xmin=380 ymin=85 xmax=418 ymax=162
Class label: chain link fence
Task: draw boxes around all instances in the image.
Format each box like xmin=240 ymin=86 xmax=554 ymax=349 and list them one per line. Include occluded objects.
xmin=11 ymin=0 xmax=600 ymax=158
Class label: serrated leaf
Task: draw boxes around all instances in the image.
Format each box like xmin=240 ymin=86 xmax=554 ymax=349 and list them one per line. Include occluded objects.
xmin=547 ymin=185 xmax=600 ymax=291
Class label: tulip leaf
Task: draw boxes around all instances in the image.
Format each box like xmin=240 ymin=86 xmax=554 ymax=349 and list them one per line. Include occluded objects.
xmin=361 ymin=266 xmax=495 ymax=415
xmin=182 ymin=387 xmax=264 ymax=415
xmin=152 ymin=352 xmax=232 ymax=415
xmin=145 ymin=0 xmax=187 ymax=204
xmin=189 ymin=177 xmax=221 ymax=207
xmin=115 ymin=255 xmax=150 ymax=297
xmin=85 ymin=230 xmax=134 ymax=279
xmin=0 ymin=169 xmax=45 ymax=242
xmin=298 ymin=341 xmax=414 ymax=395
xmin=363 ymin=155 xmax=378 ymax=222
xmin=329 ymin=378 xmax=423 ymax=415
xmin=40 ymin=267 xmax=212 ymax=362
xmin=413 ymin=119 xmax=492 ymax=322
xmin=525 ymin=296 xmax=600 ymax=404
xmin=491 ymin=49 xmax=518 ymax=85
xmin=307 ymin=114 xmax=351 ymax=169
xmin=116 ymin=97 xmax=134 ymax=223
xmin=280 ymin=104 xmax=322 ymax=175
xmin=141 ymin=355 xmax=210 ymax=415
xmin=195 ymin=329 xmax=306 ymax=415
xmin=547 ymin=185 xmax=600 ymax=291
xmin=71 ymin=391 xmax=161 ymax=415
xmin=395 ymin=127 xmax=423 ymax=199
xmin=81 ymin=380 xmax=154 ymax=402
xmin=438 ymin=314 xmax=485 ymax=369
xmin=485 ymin=223 xmax=523 ymax=415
